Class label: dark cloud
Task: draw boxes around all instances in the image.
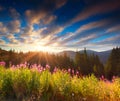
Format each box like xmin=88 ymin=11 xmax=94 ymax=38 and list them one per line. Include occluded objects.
xmin=40 ymin=25 xmax=64 ymax=38
xmin=9 ymin=8 xmax=20 ymax=19
xmin=6 ymin=20 xmax=21 ymax=34
xmin=70 ymin=0 xmax=120 ymax=24
xmin=25 ymin=0 xmax=67 ymax=24
xmin=0 ymin=20 xmax=20 ymax=35
xmin=0 ymin=0 xmax=120 ymax=52
xmin=45 ymin=18 xmax=113 ymax=46
xmin=0 ymin=5 xmax=4 ymax=11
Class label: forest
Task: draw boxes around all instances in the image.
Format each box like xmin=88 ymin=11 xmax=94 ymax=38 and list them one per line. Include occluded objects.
xmin=0 ymin=47 xmax=120 ymax=79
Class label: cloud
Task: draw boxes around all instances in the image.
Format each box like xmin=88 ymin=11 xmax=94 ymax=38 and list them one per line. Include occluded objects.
xmin=75 ymin=34 xmax=120 ymax=51
xmin=44 ymin=21 xmax=105 ymax=46
xmin=42 ymin=15 xmax=57 ymax=25
xmin=58 ymin=33 xmax=102 ymax=48
xmin=44 ymin=32 xmax=74 ymax=46
xmin=6 ymin=20 xmax=21 ymax=33
xmin=70 ymin=0 xmax=120 ymax=24
xmin=96 ymin=34 xmax=120 ymax=45
xmin=0 ymin=0 xmax=120 ymax=52
xmin=25 ymin=10 xmax=47 ymax=25
xmin=20 ymin=25 xmax=33 ymax=37
xmin=75 ymin=19 xmax=109 ymax=34
xmin=0 ymin=20 xmax=21 ymax=45
xmin=54 ymin=0 xmax=67 ymax=8
xmin=25 ymin=0 xmax=67 ymax=25
xmin=0 ymin=5 xmax=4 ymax=11
xmin=0 ymin=39 xmax=5 ymax=44
xmin=0 ymin=20 xmax=21 ymax=35
xmin=20 ymin=25 xmax=49 ymax=45
xmin=0 ymin=22 xmax=7 ymax=34
xmin=107 ymin=35 xmax=120 ymax=42
xmin=2 ymin=34 xmax=21 ymax=45
xmin=47 ymin=19 xmax=110 ymax=46
xmin=5 ymin=34 xmax=15 ymax=39
xmin=20 ymin=25 xmax=47 ymax=37
xmin=25 ymin=10 xmax=57 ymax=25
xmin=9 ymin=38 xmax=19 ymax=44
xmin=106 ymin=25 xmax=120 ymax=33
xmin=17 ymin=22 xmax=65 ymax=46
xmin=83 ymin=43 xmax=115 ymax=52
xmin=9 ymin=8 xmax=20 ymax=19
xmin=41 ymin=25 xmax=64 ymax=37
xmin=74 ymin=34 xmax=97 ymax=45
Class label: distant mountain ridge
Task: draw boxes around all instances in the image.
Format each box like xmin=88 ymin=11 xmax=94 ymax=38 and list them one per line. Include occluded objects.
xmin=59 ymin=50 xmax=112 ymax=64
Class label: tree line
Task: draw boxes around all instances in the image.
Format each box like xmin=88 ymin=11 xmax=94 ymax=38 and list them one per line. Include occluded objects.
xmin=0 ymin=47 xmax=120 ymax=79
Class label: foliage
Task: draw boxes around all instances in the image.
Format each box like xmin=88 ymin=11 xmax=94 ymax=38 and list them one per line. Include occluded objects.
xmin=105 ymin=47 xmax=120 ymax=79
xmin=0 ymin=64 xmax=120 ymax=101
xmin=0 ymin=48 xmax=104 ymax=77
xmin=0 ymin=48 xmax=74 ymax=70
xmin=74 ymin=49 xmax=104 ymax=76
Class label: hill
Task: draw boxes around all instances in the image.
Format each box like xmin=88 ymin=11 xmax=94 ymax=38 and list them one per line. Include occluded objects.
xmin=59 ymin=50 xmax=111 ymax=64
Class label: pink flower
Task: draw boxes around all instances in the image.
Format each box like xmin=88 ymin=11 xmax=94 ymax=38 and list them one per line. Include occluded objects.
xmin=46 ymin=64 xmax=50 ymax=70
xmin=100 ymin=75 xmax=106 ymax=81
xmin=38 ymin=68 xmax=42 ymax=73
xmin=68 ymin=68 xmax=71 ymax=73
xmin=112 ymin=76 xmax=116 ymax=82
xmin=76 ymin=71 xmax=79 ymax=75
xmin=43 ymin=68 xmax=46 ymax=71
xmin=0 ymin=61 xmax=6 ymax=66
xmin=53 ymin=67 xmax=57 ymax=73
xmin=72 ymin=69 xmax=74 ymax=75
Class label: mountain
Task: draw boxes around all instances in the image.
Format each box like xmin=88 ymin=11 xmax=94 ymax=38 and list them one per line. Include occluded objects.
xmin=96 ymin=50 xmax=111 ymax=64
xmin=59 ymin=51 xmax=75 ymax=59
xmin=59 ymin=50 xmax=111 ymax=64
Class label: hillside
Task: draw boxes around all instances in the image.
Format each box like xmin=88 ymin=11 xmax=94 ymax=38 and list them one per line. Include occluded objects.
xmin=59 ymin=50 xmax=111 ymax=64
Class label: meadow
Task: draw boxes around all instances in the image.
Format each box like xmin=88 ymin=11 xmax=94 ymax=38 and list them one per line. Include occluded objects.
xmin=0 ymin=62 xmax=120 ymax=101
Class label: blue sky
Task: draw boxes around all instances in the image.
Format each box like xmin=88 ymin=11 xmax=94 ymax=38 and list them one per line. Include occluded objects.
xmin=0 ymin=0 xmax=120 ymax=52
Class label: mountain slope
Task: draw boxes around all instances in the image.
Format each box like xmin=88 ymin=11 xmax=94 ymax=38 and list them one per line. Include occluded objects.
xmin=59 ymin=50 xmax=111 ymax=64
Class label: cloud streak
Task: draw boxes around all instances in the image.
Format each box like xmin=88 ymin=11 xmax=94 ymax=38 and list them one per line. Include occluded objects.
xmin=0 ymin=0 xmax=120 ymax=52
xmin=0 ymin=20 xmax=20 ymax=34
xmin=46 ymin=18 xmax=113 ymax=46
xmin=70 ymin=0 xmax=120 ymax=25
xmin=25 ymin=0 xmax=67 ymax=25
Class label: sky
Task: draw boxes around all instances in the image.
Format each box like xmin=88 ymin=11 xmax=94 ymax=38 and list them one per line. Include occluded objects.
xmin=0 ymin=0 xmax=120 ymax=52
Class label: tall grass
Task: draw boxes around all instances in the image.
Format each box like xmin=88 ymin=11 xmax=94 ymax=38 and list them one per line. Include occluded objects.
xmin=0 ymin=64 xmax=120 ymax=101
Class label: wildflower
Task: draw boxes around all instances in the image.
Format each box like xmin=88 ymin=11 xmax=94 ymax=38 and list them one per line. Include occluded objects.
xmin=37 ymin=64 xmax=41 ymax=68
xmin=61 ymin=69 xmax=66 ymax=73
xmin=76 ymin=71 xmax=79 ymax=77
xmin=10 ymin=65 xmax=16 ymax=70
xmin=38 ymin=68 xmax=42 ymax=73
xmin=100 ymin=75 xmax=105 ymax=81
xmin=112 ymin=76 xmax=116 ymax=82
xmin=19 ymin=63 xmax=27 ymax=68
xmin=24 ymin=61 xmax=27 ymax=65
xmin=53 ymin=67 xmax=57 ymax=73
xmin=76 ymin=71 xmax=79 ymax=75
xmin=68 ymin=68 xmax=71 ymax=73
xmin=46 ymin=64 xmax=50 ymax=70
xmin=40 ymin=67 xmax=43 ymax=71
xmin=0 ymin=61 xmax=6 ymax=66
xmin=72 ymin=69 xmax=74 ymax=75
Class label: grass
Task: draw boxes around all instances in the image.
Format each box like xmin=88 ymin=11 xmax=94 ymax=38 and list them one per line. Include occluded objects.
xmin=0 ymin=64 xmax=120 ymax=101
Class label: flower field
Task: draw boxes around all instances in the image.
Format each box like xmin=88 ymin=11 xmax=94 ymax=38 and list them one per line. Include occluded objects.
xmin=0 ymin=62 xmax=120 ymax=101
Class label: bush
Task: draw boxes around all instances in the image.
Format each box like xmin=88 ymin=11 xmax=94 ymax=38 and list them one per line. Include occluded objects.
xmin=0 ymin=64 xmax=120 ymax=101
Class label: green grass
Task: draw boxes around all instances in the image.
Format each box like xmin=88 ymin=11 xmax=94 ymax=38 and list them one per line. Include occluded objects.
xmin=0 ymin=65 xmax=120 ymax=101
